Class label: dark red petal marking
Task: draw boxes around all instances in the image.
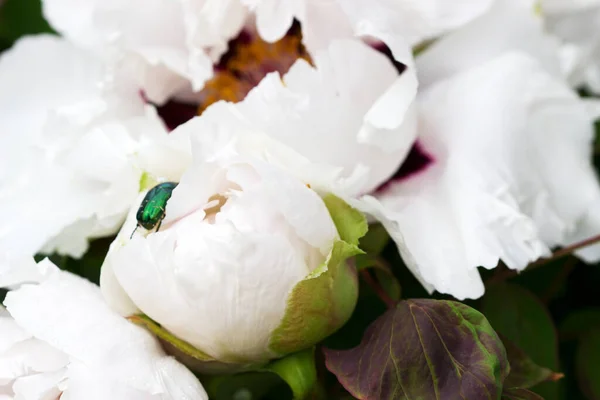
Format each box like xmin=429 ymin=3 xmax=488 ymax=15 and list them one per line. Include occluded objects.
xmin=370 ymin=41 xmax=407 ymax=74
xmin=156 ymin=100 xmax=199 ymax=131
xmin=376 ymin=142 xmax=434 ymax=193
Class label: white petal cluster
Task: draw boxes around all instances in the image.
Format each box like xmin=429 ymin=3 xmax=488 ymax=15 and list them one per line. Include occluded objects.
xmin=242 ymin=0 xmax=494 ymax=52
xmin=0 ymin=36 xmax=191 ymax=258
xmin=186 ymin=38 xmax=417 ymax=196
xmin=1 ymin=0 xmax=600 ymax=379
xmin=371 ymin=52 xmax=600 ymax=299
xmin=42 ymin=0 xmax=247 ymax=103
xmin=0 ymin=257 xmax=207 ymax=399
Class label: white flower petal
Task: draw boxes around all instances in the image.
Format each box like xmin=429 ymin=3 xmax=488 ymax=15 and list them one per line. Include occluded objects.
xmin=542 ymin=0 xmax=600 ymax=91
xmin=0 ymin=311 xmax=30 ymax=354
xmin=12 ymin=370 xmax=64 ymax=400
xmin=336 ymin=0 xmax=494 ymax=46
xmin=249 ymin=159 xmax=338 ymax=253
xmin=350 ymin=195 xmax=436 ymax=294
xmin=61 ymin=359 xmax=207 ymax=400
xmin=245 ymin=0 xmax=493 ymax=52
xmin=99 ymin=254 xmax=141 ymax=317
xmin=0 ymin=257 xmax=50 ymax=288
xmin=245 ymin=0 xmax=301 ymax=43
xmin=155 ymin=357 xmax=212 ymax=400
xmin=59 ymin=362 xmax=150 ymax=400
xmin=416 ymin=0 xmax=561 ymax=87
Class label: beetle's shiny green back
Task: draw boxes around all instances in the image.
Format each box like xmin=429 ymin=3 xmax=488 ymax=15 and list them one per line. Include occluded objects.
xmin=136 ymin=182 xmax=178 ymax=230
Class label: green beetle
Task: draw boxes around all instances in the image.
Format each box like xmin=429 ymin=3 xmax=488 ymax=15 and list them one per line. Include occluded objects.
xmin=131 ymin=182 xmax=178 ymax=238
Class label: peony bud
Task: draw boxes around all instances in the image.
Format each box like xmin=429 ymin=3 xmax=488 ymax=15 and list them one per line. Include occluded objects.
xmin=101 ymin=152 xmax=366 ymax=372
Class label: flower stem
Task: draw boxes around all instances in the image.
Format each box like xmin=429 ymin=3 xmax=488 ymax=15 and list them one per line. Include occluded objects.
xmin=360 ymin=269 xmax=396 ymax=309
xmin=526 ymin=233 xmax=600 ymax=270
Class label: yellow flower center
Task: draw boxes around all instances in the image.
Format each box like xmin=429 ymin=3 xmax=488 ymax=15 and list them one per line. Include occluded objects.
xmin=196 ymin=22 xmax=311 ymax=115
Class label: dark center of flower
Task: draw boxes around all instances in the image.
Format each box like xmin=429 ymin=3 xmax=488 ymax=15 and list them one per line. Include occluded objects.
xmin=197 ymin=21 xmax=311 ymax=115
xmin=155 ymin=100 xmax=199 ymax=131
xmin=156 ymin=21 xmax=309 ymax=130
xmin=155 ymin=22 xmax=408 ymax=132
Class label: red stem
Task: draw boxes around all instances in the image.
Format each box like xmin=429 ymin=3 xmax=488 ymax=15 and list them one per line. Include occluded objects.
xmin=487 ymin=233 xmax=600 ymax=284
xmin=360 ymin=269 xmax=396 ymax=309
xmin=526 ymin=233 xmax=600 ymax=270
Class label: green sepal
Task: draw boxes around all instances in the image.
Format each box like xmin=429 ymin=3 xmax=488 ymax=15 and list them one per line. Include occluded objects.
xmin=358 ymin=223 xmax=390 ymax=255
xmin=128 ymin=315 xmax=261 ymax=374
xmin=322 ymin=194 xmax=368 ymax=247
xmin=268 ymin=194 xmax=367 ymax=355
xmin=262 ymin=348 xmax=324 ymax=400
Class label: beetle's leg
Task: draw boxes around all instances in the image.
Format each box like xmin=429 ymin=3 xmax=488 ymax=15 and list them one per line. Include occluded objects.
xmin=155 ymin=220 xmax=163 ymax=233
xmin=130 ymin=225 xmax=138 ymax=239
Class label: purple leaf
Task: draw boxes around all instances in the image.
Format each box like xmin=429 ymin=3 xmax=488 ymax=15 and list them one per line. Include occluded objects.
xmin=502 ymin=334 xmax=563 ymax=389
xmin=323 ymin=299 xmax=509 ymax=400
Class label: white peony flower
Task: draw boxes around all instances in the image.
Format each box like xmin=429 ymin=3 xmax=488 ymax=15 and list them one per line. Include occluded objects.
xmin=42 ymin=0 xmax=247 ymax=104
xmin=356 ymin=0 xmax=600 ymax=299
xmin=0 ymin=35 xmax=191 ymax=258
xmin=242 ymin=0 xmax=494 ymax=53
xmin=366 ymin=51 xmax=600 ymax=299
xmin=541 ymin=0 xmax=600 ymax=92
xmin=100 ymin=139 xmax=365 ymax=369
xmin=0 ymin=257 xmax=207 ymax=399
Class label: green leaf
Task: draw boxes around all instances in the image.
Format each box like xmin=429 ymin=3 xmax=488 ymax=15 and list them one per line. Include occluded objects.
xmin=128 ymin=315 xmax=259 ymax=374
xmin=0 ymin=0 xmax=54 ymax=43
xmin=268 ymin=195 xmax=366 ymax=355
xmin=481 ymin=284 xmax=559 ymax=399
xmin=501 ymin=388 xmax=544 ymax=400
xmin=576 ymin=329 xmax=600 ymax=399
xmin=559 ymin=308 xmax=600 ymax=341
xmin=263 ymin=348 xmax=323 ymax=400
xmin=323 ymin=299 xmax=509 ymax=400
xmin=501 ymin=334 xmax=563 ymax=389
